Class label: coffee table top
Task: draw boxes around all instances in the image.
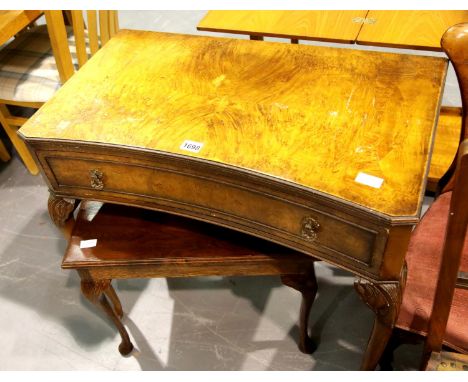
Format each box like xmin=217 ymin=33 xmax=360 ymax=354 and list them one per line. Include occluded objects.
xmin=20 ymin=29 xmax=447 ymax=218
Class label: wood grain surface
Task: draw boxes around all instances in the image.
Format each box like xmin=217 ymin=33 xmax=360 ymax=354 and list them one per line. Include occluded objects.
xmin=19 ymin=30 xmax=447 ymax=217
xmin=0 ymin=10 xmax=42 ymax=46
xmin=63 ymin=201 xmax=315 ymax=269
xmin=357 ymin=10 xmax=468 ymax=51
xmin=427 ymin=107 xmax=462 ymax=191
xmin=197 ymin=10 xmax=368 ymax=43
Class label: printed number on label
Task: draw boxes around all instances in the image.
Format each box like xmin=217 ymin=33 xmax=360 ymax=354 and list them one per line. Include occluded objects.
xmin=180 ymin=140 xmax=204 ymax=153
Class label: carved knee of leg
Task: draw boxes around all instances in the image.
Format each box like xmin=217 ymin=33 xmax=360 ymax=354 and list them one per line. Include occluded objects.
xmin=81 ymin=279 xmax=111 ymax=304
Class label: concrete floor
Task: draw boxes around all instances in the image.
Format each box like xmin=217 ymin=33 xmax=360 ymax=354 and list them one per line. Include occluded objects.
xmin=0 ymin=11 xmax=462 ymax=371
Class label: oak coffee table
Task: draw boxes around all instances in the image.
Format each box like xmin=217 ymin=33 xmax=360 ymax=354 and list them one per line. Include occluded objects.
xmin=19 ymin=29 xmax=447 ymax=369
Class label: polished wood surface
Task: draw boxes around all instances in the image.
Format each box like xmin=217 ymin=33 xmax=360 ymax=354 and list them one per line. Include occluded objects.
xmin=357 ymin=11 xmax=468 ymax=51
xmin=0 ymin=10 xmax=42 ymax=46
xmin=198 ymin=10 xmax=468 ymax=51
xmin=197 ymin=10 xmax=367 ymax=43
xmin=64 ymin=202 xmax=318 ymax=269
xmin=19 ymin=30 xmax=447 ymax=217
xmin=427 ymin=107 xmax=462 ymax=192
xmin=197 ymin=10 xmax=463 ymax=195
xmin=64 ymin=201 xmax=318 ymax=355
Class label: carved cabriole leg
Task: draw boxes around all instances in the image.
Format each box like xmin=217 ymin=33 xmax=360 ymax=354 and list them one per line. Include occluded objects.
xmin=48 ymin=192 xmax=76 ymax=226
xmin=104 ymin=284 xmax=124 ymax=319
xmin=354 ymin=278 xmax=403 ymax=370
xmin=78 ymin=273 xmax=133 ymax=355
xmin=47 ymin=192 xmax=77 ymax=239
xmin=281 ymin=265 xmax=318 ymax=354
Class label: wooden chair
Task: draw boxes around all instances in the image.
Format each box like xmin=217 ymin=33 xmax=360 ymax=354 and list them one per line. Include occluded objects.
xmin=421 ymin=139 xmax=468 ymax=371
xmin=0 ymin=10 xmax=119 ymax=174
xmin=380 ymin=23 xmax=468 ymax=370
xmin=62 ymin=202 xmax=319 ymax=356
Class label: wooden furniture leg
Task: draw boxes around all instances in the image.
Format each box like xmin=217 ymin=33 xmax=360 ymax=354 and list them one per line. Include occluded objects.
xmin=0 ymin=138 xmax=10 ymax=161
xmin=79 ymin=275 xmax=134 ymax=355
xmin=0 ymin=104 xmax=39 ymax=174
xmin=354 ymin=278 xmax=403 ymax=370
xmin=63 ymin=202 xmax=321 ymax=356
xmin=281 ymin=265 xmax=318 ymax=354
xmin=104 ymin=283 xmax=124 ymax=319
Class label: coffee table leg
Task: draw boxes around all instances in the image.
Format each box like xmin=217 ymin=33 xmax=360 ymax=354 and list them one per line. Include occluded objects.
xmin=80 ymin=277 xmax=134 ymax=356
xmin=354 ymin=278 xmax=403 ymax=370
xmin=281 ymin=264 xmax=318 ymax=353
xmin=104 ymin=283 xmax=124 ymax=319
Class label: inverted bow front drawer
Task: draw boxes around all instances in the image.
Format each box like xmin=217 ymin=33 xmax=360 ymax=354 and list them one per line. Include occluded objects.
xmin=37 ymin=147 xmax=388 ymax=278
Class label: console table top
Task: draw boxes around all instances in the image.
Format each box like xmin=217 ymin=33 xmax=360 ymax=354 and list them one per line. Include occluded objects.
xmin=20 ymin=29 xmax=447 ymax=217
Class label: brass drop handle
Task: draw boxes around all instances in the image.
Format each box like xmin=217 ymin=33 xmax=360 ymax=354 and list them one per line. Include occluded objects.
xmin=90 ymin=169 xmax=104 ymax=190
xmin=301 ymin=216 xmax=320 ymax=242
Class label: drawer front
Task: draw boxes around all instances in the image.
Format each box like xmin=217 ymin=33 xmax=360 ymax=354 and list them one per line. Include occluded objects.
xmin=44 ymin=154 xmax=387 ymax=276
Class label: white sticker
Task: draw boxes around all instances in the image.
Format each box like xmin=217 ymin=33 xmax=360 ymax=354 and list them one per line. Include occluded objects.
xmin=355 ymin=172 xmax=384 ymax=189
xmin=180 ymin=140 xmax=204 ymax=153
xmin=80 ymin=239 xmax=97 ymax=249
xmin=56 ymin=120 xmax=70 ymax=131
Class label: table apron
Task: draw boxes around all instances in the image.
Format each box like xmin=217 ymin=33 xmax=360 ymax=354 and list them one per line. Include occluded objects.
xmin=34 ymin=144 xmax=410 ymax=281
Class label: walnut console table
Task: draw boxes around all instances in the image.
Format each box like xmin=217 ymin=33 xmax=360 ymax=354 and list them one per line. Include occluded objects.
xmin=18 ymin=30 xmax=448 ymax=370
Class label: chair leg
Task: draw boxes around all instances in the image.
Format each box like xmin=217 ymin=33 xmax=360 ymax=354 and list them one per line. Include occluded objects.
xmin=0 ymin=138 xmax=10 ymax=161
xmin=0 ymin=104 xmax=39 ymax=175
xmin=80 ymin=277 xmax=134 ymax=355
xmin=281 ymin=264 xmax=318 ymax=354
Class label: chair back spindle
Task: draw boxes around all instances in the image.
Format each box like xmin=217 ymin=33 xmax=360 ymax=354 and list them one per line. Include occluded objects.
xmin=86 ymin=11 xmax=99 ymax=55
xmin=71 ymin=10 xmax=87 ymax=67
xmin=99 ymin=10 xmax=110 ymax=46
xmin=44 ymin=10 xmax=119 ymax=84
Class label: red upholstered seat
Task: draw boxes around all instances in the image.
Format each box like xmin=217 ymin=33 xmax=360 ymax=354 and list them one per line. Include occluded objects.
xmin=396 ymin=191 xmax=468 ymax=353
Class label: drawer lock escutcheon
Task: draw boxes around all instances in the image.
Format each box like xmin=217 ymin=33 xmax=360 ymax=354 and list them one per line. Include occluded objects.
xmin=301 ymin=216 xmax=320 ymax=242
xmin=90 ymin=169 xmax=104 ymax=190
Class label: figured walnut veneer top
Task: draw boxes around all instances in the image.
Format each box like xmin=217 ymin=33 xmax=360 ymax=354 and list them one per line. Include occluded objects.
xmin=20 ymin=30 xmax=448 ymax=217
